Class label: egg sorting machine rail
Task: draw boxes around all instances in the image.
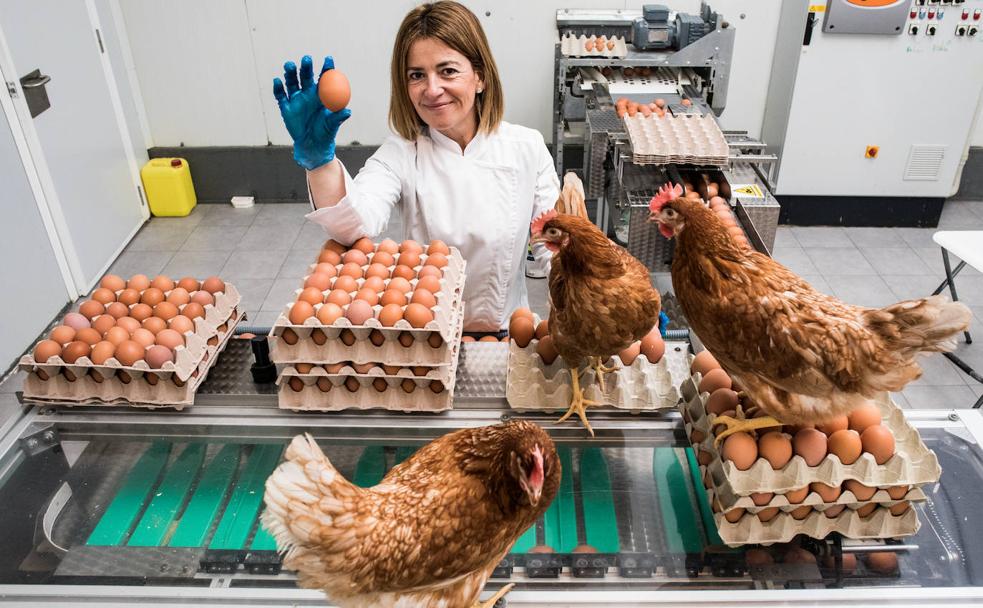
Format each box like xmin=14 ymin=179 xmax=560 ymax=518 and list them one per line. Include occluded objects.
xmin=1 ymin=338 xmax=983 ymax=606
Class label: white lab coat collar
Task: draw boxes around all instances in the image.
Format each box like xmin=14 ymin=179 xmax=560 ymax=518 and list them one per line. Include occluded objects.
xmin=427 ymin=126 xmax=487 ymax=158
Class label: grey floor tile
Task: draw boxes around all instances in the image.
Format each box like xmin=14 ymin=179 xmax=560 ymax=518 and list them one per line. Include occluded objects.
xmin=245 ymin=310 xmax=281 ymax=327
xmin=950 ymin=276 xmax=983 ymax=304
xmin=859 ymin=247 xmax=935 ymax=276
xmin=894 ymin=227 xmax=939 ymax=249
xmin=938 ymin=201 xmax=983 ymax=229
xmin=237 ymin=222 xmax=303 ymax=251
xmin=197 ymin=204 xmax=261 ymax=226
xmin=126 ymin=223 xmax=189 ymax=251
xmin=805 ymin=247 xmax=875 ymax=276
xmin=825 ymin=274 xmax=897 ymax=307
xmin=181 ymin=224 xmax=249 ymax=252
xmin=902 ymin=384 xmax=978 ymax=410
xmin=231 ymin=279 xmax=274 ymax=313
xmin=800 ymin=274 xmax=832 ymax=294
xmin=255 ymin=203 xmax=312 ymax=225
xmin=791 ymin=227 xmax=855 ymax=248
xmin=909 ymin=353 xmax=970 ymax=387
xmin=161 ymin=251 xmax=232 ymax=279
xmin=967 ymin=201 xmax=983 ymax=221
xmin=881 ymin=274 xmax=943 ymax=301
xmin=773 ymin=227 xmax=799 ymax=249
xmin=279 ymin=250 xmax=318 ymax=278
xmin=773 ymin=247 xmax=820 ymax=275
xmin=262 ymin=277 xmax=302 ymax=311
xmin=844 ymin=227 xmax=906 ymax=248
xmin=220 ymin=249 xmax=290 ymax=280
xmin=148 ymin=205 xmax=208 ymax=230
xmin=913 ymin=247 xmax=983 ymax=279
xmin=108 ymin=250 xmax=171 ymax=278
xmin=889 ymin=392 xmax=909 ymax=409
xmin=293 ymin=222 xmax=330 ymax=251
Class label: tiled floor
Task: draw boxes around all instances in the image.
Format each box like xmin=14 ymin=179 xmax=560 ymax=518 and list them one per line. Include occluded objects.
xmin=3 ymin=200 xmax=982 ymax=410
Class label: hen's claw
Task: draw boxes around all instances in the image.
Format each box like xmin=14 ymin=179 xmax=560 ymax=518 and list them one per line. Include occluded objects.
xmin=557 ymin=367 xmax=604 ymax=436
xmin=590 ymin=357 xmax=619 ymax=394
xmin=712 ymin=415 xmax=783 ymax=447
xmin=475 ymin=583 xmax=514 ymax=608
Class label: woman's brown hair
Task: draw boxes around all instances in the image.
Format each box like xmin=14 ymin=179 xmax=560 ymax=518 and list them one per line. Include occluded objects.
xmin=389 ymin=1 xmax=503 ymax=141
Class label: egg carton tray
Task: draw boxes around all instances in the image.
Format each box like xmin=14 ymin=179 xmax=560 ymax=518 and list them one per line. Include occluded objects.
xmin=299 ymin=247 xmax=467 ymax=296
xmin=560 ymin=33 xmax=628 ymax=58
xmin=19 ymin=308 xmax=241 ymax=384
xmin=278 ymin=338 xmax=460 ymax=386
xmin=705 ymin=484 xmax=926 ymax=517
xmin=679 ymin=375 xmax=941 ymax=499
xmin=505 ymin=335 xmax=690 ymax=414
xmin=712 ymin=502 xmax=919 ymax=547
xmin=624 ymin=113 xmax=729 ymax=167
xmin=20 ymin=316 xmax=240 ymax=409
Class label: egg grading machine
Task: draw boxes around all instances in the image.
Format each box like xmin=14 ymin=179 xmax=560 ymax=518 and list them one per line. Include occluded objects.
xmin=1 ymin=335 xmax=983 ymax=606
xmin=553 ymin=3 xmax=781 ymax=271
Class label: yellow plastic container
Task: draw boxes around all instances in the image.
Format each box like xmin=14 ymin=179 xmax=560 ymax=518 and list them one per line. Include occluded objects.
xmin=140 ymin=158 xmax=197 ymax=217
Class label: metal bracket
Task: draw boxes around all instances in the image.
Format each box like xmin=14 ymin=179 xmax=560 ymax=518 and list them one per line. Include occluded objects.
xmin=5 ymin=81 xmax=16 ymax=97
xmin=19 ymin=424 xmax=58 ymax=456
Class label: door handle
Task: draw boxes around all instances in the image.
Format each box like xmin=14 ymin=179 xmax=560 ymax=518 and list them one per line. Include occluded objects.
xmin=21 ymin=74 xmax=51 ymax=88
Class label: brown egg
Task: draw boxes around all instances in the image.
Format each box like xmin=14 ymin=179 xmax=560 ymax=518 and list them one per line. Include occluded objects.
xmin=332 ymin=275 xmax=358 ymax=293
xmin=790 ymin=505 xmax=813 ymax=520
xmin=345 ymin=299 xmax=375 ymax=325
xmin=355 ymin=288 xmax=380 ymax=306
xmin=751 ymin=492 xmax=774 ymax=506
xmin=810 ymin=482 xmax=842 ymax=502
xmin=378 ymin=303 xmax=404 ymax=327
xmin=141 ymin=316 xmax=167 ymax=335
xmin=698 ymin=368 xmax=732 ymax=394
xmin=398 ymin=251 xmax=421 ymax=269
xmin=100 ymin=274 xmax=126 ymax=291
xmin=391 ymin=265 xmax=416 ymax=281
xmin=428 ymin=333 xmax=443 ymax=348
xmin=165 ymin=287 xmax=191 ymax=307
xmin=116 ymin=288 xmax=139 ymax=306
xmin=73 ymin=327 xmax=101 ymax=346
xmin=817 ymin=415 xmax=849 ymax=436
xmin=889 ymin=501 xmax=910 ymax=516
xmin=535 ymin=334 xmax=558 ymax=364
xmin=305 ymin=273 xmax=333 ymax=291
xmin=151 ymin=275 xmax=174 ymax=292
xmin=289 ymin=301 xmax=315 ymax=325
xmin=104 ymin=326 xmax=130 ymax=346
xmin=340 ymin=262 xmax=364 ymax=279
xmin=377 ymin=238 xmax=399 ymax=254
xmin=91 ymin=288 xmax=117 ymax=305
xmin=369 ymin=329 xmax=385 ymax=346
xmin=757 ymin=507 xmax=780 ymax=523
xmin=351 ymin=237 xmax=375 ymax=254
xmin=425 ymin=240 xmax=449 ymax=256
xmin=508 ymin=316 xmax=537 ymax=347
xmin=316 ymin=302 xmax=344 ymax=325
xmin=430 ymin=380 xmax=445 ymax=394
xmin=140 ymin=287 xmax=164 ymax=306
xmin=707 ymin=388 xmax=739 ymax=415
xmin=639 ymin=329 xmax=665 ymax=363
xmin=758 ymin=432 xmax=793 ymax=469
xmin=168 ymin=315 xmax=195 ymax=335
xmin=722 ymin=432 xmax=757 ymax=470
xmin=372 ymin=378 xmax=389 ymax=392
xmin=362 ymin=276 xmax=385 ymax=294
xmin=298 ymin=286 xmax=325 ymax=306
xmin=866 ymin=552 xmax=898 ymax=575
xmin=398 ymin=332 xmax=415 ymax=347
xmin=410 ymin=288 xmax=437 ymax=309
xmin=344 ymin=377 xmax=361 ymax=393
xmin=154 ymin=302 xmax=179 ymax=321
xmin=129 ymin=303 xmax=152 ymax=322
xmin=127 ymin=274 xmax=151 ymax=291
xmin=365 ymin=263 xmax=390 ymax=280
xmin=424 ymin=252 xmax=448 ymax=269
xmin=380 ymin=289 xmax=408 ymax=307
xmin=281 ymin=328 xmax=299 ymax=345
xmin=50 ymin=325 xmax=76 ymax=344
xmin=828 ymin=429 xmax=863 ymax=464
xmin=793 ymin=428 xmax=829 ymax=466
xmin=145 ymin=345 xmax=174 ymax=369
xmin=313 ymin=263 xmax=338 ymax=277
xmin=117 ymin=317 xmax=142 ymax=334
xmin=417 ymin=265 xmax=443 ymax=280
xmin=131 ymin=328 xmax=156 ymax=348
xmin=201 ymin=276 xmax=225 ymax=294
xmin=478 ymin=335 xmax=499 ymax=343
xmin=691 ymin=350 xmax=720 ymax=376
xmin=61 ymin=341 xmax=91 ymax=363
xmin=78 ymin=300 xmax=105 ymax=320
xmin=326 ymin=289 xmax=352 ymax=307
xmin=155 ymin=328 xmax=185 ymax=350
xmin=618 ymin=341 xmax=641 ymax=365
xmin=288 ymin=376 xmax=305 ymax=392
xmin=844 ymin=479 xmax=876 ymax=501
xmin=323 ymin=239 xmax=346 ymax=254
xmin=177 ymin=277 xmax=200 ymax=292
xmin=191 ymin=290 xmax=215 ymax=307
xmin=352 ymin=362 xmax=376 ymax=374
xmin=101 ymin=303 xmax=125 ymax=321
xmin=535 ymin=319 xmax=550 ymax=340
xmin=89 ymin=341 xmax=116 ymax=365
xmin=690 ymin=428 xmax=706 ymax=444
xmin=723 ymin=508 xmax=745 ymax=523
xmin=33 ymin=340 xmax=63 ymax=363
xmin=886 ymin=485 xmax=909 ymax=500
xmin=400 ymin=239 xmax=423 ymax=254
xmin=324 ymin=362 xmax=347 ymax=373
xmin=823 ymin=504 xmax=846 ymax=518
xmin=317 ymin=377 xmax=333 ymax=392
xmin=341 ymin=249 xmax=368 ymax=266
xmin=401 ymin=378 xmax=417 ymax=393
xmin=404 ymin=303 xmax=434 ymax=328
xmin=311 ymin=328 xmax=328 ymax=344
xmin=783 ymin=548 xmax=816 ymax=565
xmin=855 ymin=503 xmax=878 ymax=518
xmin=785 ymin=486 xmax=809 ymax=504
xmin=861 ymin=425 xmax=895 ymax=464
xmin=318 ymin=248 xmax=342 ymax=265
xmin=848 ymin=402 xmax=882 ymax=432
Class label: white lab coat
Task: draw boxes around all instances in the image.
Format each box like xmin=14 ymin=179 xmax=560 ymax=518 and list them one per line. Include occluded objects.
xmin=306 ymin=121 xmax=560 ymax=331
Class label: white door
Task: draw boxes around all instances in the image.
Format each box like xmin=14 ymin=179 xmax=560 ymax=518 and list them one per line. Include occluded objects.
xmin=0 ymin=0 xmax=145 ymax=292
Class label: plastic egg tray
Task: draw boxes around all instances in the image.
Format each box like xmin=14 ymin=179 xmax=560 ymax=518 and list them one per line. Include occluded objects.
xmin=560 ymin=33 xmax=628 ymax=58
xmin=624 ymin=112 xmax=729 ymax=167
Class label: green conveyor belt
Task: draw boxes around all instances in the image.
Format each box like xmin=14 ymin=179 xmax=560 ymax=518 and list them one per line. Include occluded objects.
xmin=353 ymin=445 xmax=387 ymax=487
xmin=208 ymin=444 xmax=283 ymax=551
xmin=394 ymin=446 xmax=417 ymax=465
xmin=653 ymin=448 xmax=704 ymax=554
xmin=510 ymin=524 xmax=537 ymax=554
xmin=686 ymin=447 xmax=723 ymax=546
xmin=168 ymin=444 xmax=241 ymax=548
xmin=87 ymin=442 xmax=172 ymax=546
xmin=579 ymin=448 xmax=620 ymax=553
xmin=128 ymin=443 xmax=206 ymax=547
xmin=543 ymin=446 xmax=577 ymax=552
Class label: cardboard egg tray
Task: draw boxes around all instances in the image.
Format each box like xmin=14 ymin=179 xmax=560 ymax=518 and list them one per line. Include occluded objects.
xmin=705 ymin=484 xmax=925 ymax=517
xmin=19 ymin=314 xmax=240 ymax=409
xmin=679 ymin=374 xmax=941 ymax=504
xmin=624 ymin=113 xmax=729 ymax=166
xmin=560 ymin=33 xmax=628 ymax=58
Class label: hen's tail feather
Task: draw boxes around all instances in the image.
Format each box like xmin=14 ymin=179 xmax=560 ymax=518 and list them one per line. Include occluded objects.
xmin=555 ymin=172 xmax=588 ymax=219
xmin=864 ymin=295 xmax=972 ymax=355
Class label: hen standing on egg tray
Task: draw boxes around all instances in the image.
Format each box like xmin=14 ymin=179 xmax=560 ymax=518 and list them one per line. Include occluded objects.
xmin=263 ymin=420 xmax=560 ymax=608
xmin=648 ymin=183 xmax=972 ymax=442
xmin=530 ymin=192 xmax=662 ymax=436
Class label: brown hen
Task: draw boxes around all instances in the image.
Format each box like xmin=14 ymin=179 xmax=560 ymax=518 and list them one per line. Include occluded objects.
xmin=531 ymin=206 xmax=662 ymax=435
xmin=262 ymin=420 xmax=560 ymax=608
xmin=649 ymin=184 xmax=972 ymax=438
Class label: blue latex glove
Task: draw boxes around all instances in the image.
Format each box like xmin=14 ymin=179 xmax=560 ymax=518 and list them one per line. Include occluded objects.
xmin=273 ymin=55 xmax=351 ymax=171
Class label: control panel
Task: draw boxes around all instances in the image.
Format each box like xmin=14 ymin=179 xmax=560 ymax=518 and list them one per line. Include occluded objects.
xmin=907 ymin=0 xmax=982 ymax=38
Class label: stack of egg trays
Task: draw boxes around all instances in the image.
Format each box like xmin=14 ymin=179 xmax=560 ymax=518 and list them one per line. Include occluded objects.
xmin=19 ymin=285 xmax=242 ymax=408
xmin=559 ymin=33 xmax=628 ymax=58
xmin=678 ymin=374 xmax=941 ymax=546
xmin=624 ymin=113 xmax=729 ymax=167
xmin=506 ymin=314 xmax=683 ymax=413
xmin=270 ymin=247 xmax=467 ymax=412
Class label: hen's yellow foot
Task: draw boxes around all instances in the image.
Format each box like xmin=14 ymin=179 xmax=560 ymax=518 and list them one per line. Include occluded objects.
xmin=475 ymin=583 xmax=514 ymax=608
xmin=590 ymin=356 xmax=619 ymax=394
xmin=712 ymin=415 xmax=783 ymax=447
xmin=556 ymin=367 xmax=604 ymax=436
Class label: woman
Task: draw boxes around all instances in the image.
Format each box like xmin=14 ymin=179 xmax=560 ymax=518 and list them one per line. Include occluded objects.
xmin=273 ymin=1 xmax=558 ymax=332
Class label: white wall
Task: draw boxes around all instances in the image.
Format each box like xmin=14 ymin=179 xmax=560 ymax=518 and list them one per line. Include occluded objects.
xmin=119 ymin=0 xmax=782 ymax=148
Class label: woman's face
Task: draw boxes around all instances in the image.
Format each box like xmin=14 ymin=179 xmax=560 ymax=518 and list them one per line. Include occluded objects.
xmin=406 ymin=37 xmax=483 ymax=142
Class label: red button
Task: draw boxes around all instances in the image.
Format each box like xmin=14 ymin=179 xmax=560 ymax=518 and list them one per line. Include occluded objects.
xmin=911 ymin=10 xmax=918 ymax=18
xmin=975 ymin=9 xmax=981 ymax=20
xmin=928 ymin=10 xmax=935 ymax=18
xmin=963 ymin=9 xmax=970 ymax=19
